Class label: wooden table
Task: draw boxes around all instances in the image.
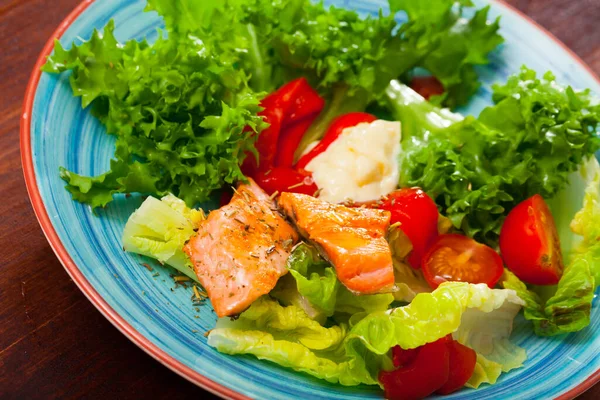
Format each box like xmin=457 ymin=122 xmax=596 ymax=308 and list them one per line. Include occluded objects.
xmin=1 ymin=0 xmax=599 ymax=398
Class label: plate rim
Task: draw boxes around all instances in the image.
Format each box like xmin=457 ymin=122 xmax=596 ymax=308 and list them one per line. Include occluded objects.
xmin=19 ymin=0 xmax=600 ymax=399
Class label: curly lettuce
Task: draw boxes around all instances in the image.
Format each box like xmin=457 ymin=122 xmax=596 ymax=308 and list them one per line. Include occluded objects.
xmin=45 ymin=0 xmax=504 ymax=208
xmin=44 ymin=19 xmax=266 ymax=209
xmin=389 ymin=67 xmax=600 ymax=245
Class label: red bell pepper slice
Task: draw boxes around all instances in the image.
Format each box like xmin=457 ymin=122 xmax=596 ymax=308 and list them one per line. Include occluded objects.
xmin=295 ymin=112 xmax=377 ymax=170
xmin=253 ymin=167 xmax=318 ymax=197
xmin=241 ymin=95 xmax=284 ymax=176
xmin=282 ymin=78 xmax=325 ymax=125
xmin=242 ymin=78 xmax=324 ymax=175
xmin=275 ymin=118 xmax=316 ymax=168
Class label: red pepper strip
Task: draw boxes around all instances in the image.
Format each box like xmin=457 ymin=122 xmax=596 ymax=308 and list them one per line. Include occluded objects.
xmin=275 ymin=118 xmax=316 ymax=168
xmin=242 ymin=78 xmax=324 ymax=175
xmin=283 ymin=78 xmax=325 ymax=125
xmin=295 ymin=112 xmax=377 ymax=170
xmin=379 ymin=337 xmax=450 ymax=400
xmin=253 ymin=167 xmax=318 ymax=197
xmin=436 ymin=340 xmax=477 ymax=395
xmin=241 ymin=95 xmax=284 ymax=176
xmin=351 ymin=188 xmax=439 ymax=269
xmin=409 ymin=76 xmax=445 ymax=100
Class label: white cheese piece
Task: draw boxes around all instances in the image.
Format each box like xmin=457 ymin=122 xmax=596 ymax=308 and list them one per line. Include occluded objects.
xmin=306 ymin=120 xmax=401 ymax=203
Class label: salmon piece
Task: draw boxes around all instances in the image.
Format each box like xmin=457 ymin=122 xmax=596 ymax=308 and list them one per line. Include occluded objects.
xmin=184 ymin=179 xmax=298 ymax=317
xmin=278 ymin=193 xmax=395 ymax=294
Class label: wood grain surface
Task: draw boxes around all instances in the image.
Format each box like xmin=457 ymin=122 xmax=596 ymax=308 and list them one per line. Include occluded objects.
xmin=1 ymin=0 xmax=599 ymax=399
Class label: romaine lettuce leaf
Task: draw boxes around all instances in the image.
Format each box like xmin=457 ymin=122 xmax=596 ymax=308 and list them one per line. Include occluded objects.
xmin=501 ymin=158 xmax=600 ymax=336
xmin=122 ymin=194 xmax=200 ymax=280
xmin=276 ymin=243 xmax=394 ymax=318
xmin=209 ymin=282 xmax=525 ymax=387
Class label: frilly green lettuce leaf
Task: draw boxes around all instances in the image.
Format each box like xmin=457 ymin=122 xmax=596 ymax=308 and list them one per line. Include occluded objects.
xmin=391 ymin=68 xmax=600 ymax=245
xmin=44 ymin=15 xmax=266 ymax=209
xmin=122 ymin=195 xmax=200 ymax=280
xmin=210 ymin=282 xmax=525 ymax=387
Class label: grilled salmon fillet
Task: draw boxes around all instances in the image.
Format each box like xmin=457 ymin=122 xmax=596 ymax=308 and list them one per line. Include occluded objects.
xmin=278 ymin=193 xmax=395 ymax=294
xmin=184 ymin=179 xmax=298 ymax=317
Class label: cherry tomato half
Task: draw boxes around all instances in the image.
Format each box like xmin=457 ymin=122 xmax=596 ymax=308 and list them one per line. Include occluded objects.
xmin=382 ymin=336 xmax=477 ymax=399
xmin=253 ymin=167 xmax=318 ymax=197
xmin=499 ymin=194 xmax=564 ymax=285
xmin=436 ymin=340 xmax=477 ymax=395
xmin=356 ymin=188 xmax=439 ymax=269
xmin=379 ymin=337 xmax=450 ymax=400
xmin=422 ymin=234 xmax=504 ymax=289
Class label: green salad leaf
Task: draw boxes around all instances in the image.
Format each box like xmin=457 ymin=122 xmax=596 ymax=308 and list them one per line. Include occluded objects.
xmin=209 ymin=282 xmax=525 ymax=387
xmin=44 ymin=15 xmax=266 ymax=208
xmin=389 ymin=67 xmax=600 ymax=245
xmin=501 ymin=158 xmax=600 ymax=336
xmin=390 ymin=0 xmax=503 ymax=108
xmin=45 ymin=0 xmax=504 ymax=208
xmin=272 ymin=243 xmax=394 ymax=319
xmin=121 ymin=194 xmax=200 ymax=280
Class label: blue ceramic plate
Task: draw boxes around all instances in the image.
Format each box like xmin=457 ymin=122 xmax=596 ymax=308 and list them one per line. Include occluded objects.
xmin=21 ymin=1 xmax=600 ymax=399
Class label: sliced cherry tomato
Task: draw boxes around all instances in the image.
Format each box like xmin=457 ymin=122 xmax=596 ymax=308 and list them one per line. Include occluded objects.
xmin=275 ymin=118 xmax=316 ymax=168
xmin=499 ymin=194 xmax=564 ymax=285
xmin=379 ymin=337 xmax=450 ymax=400
xmin=392 ymin=346 xmax=419 ymax=368
xmin=410 ymin=76 xmax=445 ymax=100
xmin=382 ymin=336 xmax=476 ymax=399
xmin=253 ymin=167 xmax=318 ymax=197
xmin=295 ymin=112 xmax=377 ymax=170
xmin=355 ymin=188 xmax=439 ymax=269
xmin=436 ymin=340 xmax=477 ymax=395
xmin=422 ymin=234 xmax=504 ymax=289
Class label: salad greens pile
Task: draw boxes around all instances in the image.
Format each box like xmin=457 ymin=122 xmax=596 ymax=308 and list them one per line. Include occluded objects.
xmin=388 ymin=69 xmax=600 ymax=245
xmin=44 ymin=0 xmax=502 ymax=208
